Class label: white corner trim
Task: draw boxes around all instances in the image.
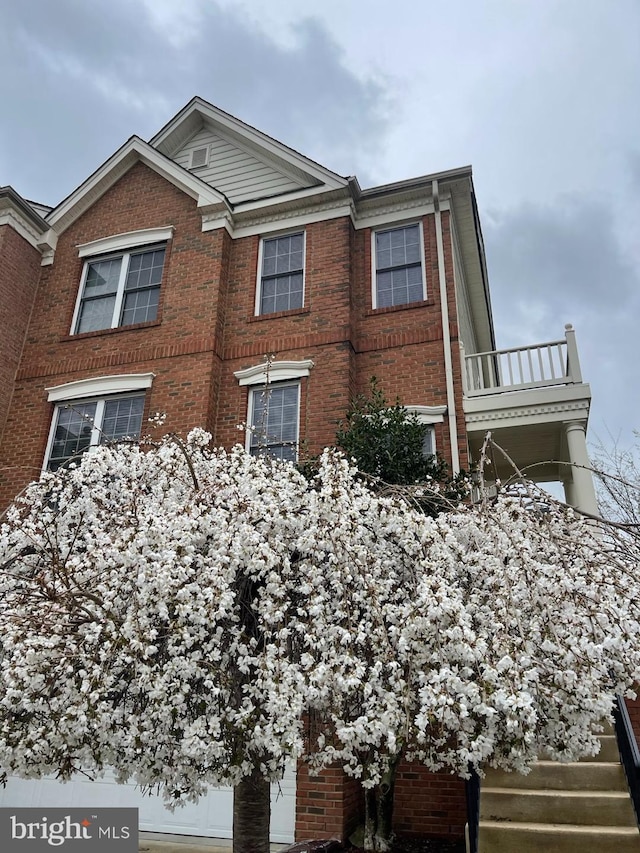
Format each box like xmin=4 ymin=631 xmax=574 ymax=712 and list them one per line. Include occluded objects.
xmin=405 ymin=405 xmax=447 ymax=424
xmin=234 ymin=360 xmax=314 ymax=387
xmin=77 ymin=227 xmax=174 ymax=258
xmin=46 ymin=373 xmax=155 ymax=402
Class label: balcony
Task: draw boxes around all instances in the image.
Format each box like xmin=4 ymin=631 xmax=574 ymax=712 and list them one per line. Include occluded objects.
xmin=462 ymin=325 xmax=597 ymax=512
xmin=464 ymin=325 xmax=583 ymax=397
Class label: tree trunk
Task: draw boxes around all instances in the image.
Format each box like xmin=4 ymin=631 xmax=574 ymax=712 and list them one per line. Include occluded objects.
xmin=363 ymin=757 xmax=401 ymax=852
xmin=233 ymin=768 xmax=271 ymax=853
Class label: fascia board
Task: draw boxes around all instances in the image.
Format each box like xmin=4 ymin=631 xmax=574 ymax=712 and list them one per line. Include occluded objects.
xmin=231 ymin=183 xmax=348 ymax=216
xmin=46 ymin=138 xmax=229 ymax=234
xmin=463 ymin=384 xmax=592 ymax=430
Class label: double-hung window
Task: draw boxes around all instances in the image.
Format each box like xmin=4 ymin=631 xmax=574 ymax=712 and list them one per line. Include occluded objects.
xmin=257 ymin=232 xmax=304 ymax=315
xmin=46 ymin=395 xmax=145 ymax=471
xmin=44 ymin=374 xmax=154 ymax=471
xmin=74 ymin=246 xmax=165 ymax=334
xmin=235 ymin=359 xmax=313 ymax=463
xmin=72 ymin=227 xmax=173 ymax=334
xmin=249 ymin=384 xmax=299 ymax=462
xmin=373 ymin=223 xmax=425 ymax=309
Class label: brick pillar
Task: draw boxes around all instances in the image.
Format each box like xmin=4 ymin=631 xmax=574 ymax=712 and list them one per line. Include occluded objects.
xmin=295 ymin=762 xmax=363 ymax=842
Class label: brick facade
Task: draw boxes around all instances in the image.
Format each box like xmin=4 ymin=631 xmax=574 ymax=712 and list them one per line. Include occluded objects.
xmin=0 ymin=106 xmax=481 ymax=845
xmin=294 ymin=760 xmax=466 ymax=844
xmin=0 ymin=163 xmax=469 ymax=510
xmin=0 ymin=224 xmax=42 ymax=448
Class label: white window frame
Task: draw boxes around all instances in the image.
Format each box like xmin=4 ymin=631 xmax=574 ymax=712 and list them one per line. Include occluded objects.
xmin=234 ymin=360 xmax=314 ymax=462
xmin=43 ymin=374 xmax=155 ymax=472
xmin=371 ymin=221 xmax=426 ymax=310
xmin=71 ymin=227 xmax=173 ymax=335
xmin=255 ymin=230 xmax=306 ymax=316
xmin=405 ymin=405 xmax=446 ymax=456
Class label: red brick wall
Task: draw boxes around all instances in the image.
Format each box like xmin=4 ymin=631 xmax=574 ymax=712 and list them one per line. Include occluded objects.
xmin=0 ymin=169 xmax=468 ymax=506
xmin=295 ymin=762 xmax=363 ymax=842
xmin=625 ymin=697 xmax=640 ymax=749
xmin=394 ymin=763 xmax=466 ymax=840
xmin=0 ymin=225 xmax=42 ymax=447
xmin=0 ymin=164 xmax=232 ymax=507
xmin=294 ymin=761 xmax=466 ymax=843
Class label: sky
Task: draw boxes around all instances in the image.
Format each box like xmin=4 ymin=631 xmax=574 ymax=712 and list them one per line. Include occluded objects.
xmin=1 ymin=0 xmax=639 ymax=456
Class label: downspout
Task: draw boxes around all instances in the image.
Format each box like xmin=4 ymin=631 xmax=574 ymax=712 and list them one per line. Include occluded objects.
xmin=432 ymin=179 xmax=460 ymax=473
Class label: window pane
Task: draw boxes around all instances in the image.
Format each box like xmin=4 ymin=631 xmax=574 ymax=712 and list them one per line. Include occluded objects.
xmin=121 ymin=288 xmax=159 ymax=326
xmin=260 ymin=234 xmax=304 ymax=314
xmin=101 ymin=397 xmax=144 ymax=442
xmin=250 ymin=385 xmax=299 ymax=460
xmin=125 ymin=249 xmax=165 ymax=291
xmin=375 ymin=224 xmax=423 ymax=308
xmin=376 ymin=265 xmax=424 ymax=308
xmin=84 ymin=259 xmax=121 ymax=296
xmin=260 ymin=273 xmax=303 ymax=314
xmin=48 ymin=403 xmax=97 ymax=471
xmin=376 ymin=224 xmax=421 ymax=271
xmin=76 ymin=295 xmax=117 ymax=333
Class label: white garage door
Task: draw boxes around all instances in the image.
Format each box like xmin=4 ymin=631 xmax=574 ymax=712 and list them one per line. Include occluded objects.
xmin=0 ymin=767 xmax=296 ymax=843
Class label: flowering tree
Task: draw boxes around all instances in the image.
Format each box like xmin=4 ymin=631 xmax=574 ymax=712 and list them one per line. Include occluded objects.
xmin=0 ymin=432 xmax=311 ymax=853
xmin=1 ymin=433 xmax=640 ymax=853
xmin=280 ymin=456 xmax=640 ymax=850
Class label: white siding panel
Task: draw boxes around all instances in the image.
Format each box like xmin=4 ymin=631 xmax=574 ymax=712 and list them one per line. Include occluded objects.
xmin=174 ymin=127 xmax=307 ymax=203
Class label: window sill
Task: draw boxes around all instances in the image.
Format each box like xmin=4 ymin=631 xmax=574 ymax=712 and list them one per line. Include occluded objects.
xmin=61 ymin=320 xmax=162 ymax=342
xmin=249 ymin=307 xmax=310 ymax=323
xmin=366 ymin=299 xmax=432 ymax=317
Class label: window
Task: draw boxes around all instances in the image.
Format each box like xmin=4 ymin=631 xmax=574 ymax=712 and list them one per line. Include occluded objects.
xmin=421 ymin=426 xmax=435 ymax=457
xmin=249 ymin=384 xmax=299 ymax=461
xmin=257 ymin=232 xmax=304 ymax=315
xmin=405 ymin=405 xmax=445 ymax=458
xmin=73 ymin=245 xmax=165 ymax=334
xmin=46 ymin=395 xmax=145 ymax=471
xmin=374 ymin=223 xmax=425 ymax=308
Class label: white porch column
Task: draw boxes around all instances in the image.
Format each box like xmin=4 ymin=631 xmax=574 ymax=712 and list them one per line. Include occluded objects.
xmin=564 ymin=421 xmax=599 ymax=515
xmin=562 ymin=475 xmax=576 ymax=508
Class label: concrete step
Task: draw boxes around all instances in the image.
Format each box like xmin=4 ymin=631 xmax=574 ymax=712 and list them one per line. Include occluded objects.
xmin=478 ymin=820 xmax=640 ymax=853
xmin=538 ymin=734 xmax=620 ymax=763
xmin=484 ymin=760 xmax=628 ymax=791
xmin=481 ymin=786 xmax=637 ymax=826
xmin=580 ymin=735 xmax=620 ymax=762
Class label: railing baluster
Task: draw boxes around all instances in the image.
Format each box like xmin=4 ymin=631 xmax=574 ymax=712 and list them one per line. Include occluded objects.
xmin=537 ymin=346 xmax=545 ymax=381
xmin=516 ymin=349 xmax=524 ymax=384
xmin=526 ymin=348 xmax=535 ymax=383
xmin=506 ymin=352 xmax=514 ymax=386
xmin=557 ymin=343 xmax=567 ymax=379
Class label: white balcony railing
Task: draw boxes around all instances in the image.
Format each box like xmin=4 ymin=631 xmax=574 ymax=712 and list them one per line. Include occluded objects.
xmin=464 ymin=324 xmax=583 ymax=397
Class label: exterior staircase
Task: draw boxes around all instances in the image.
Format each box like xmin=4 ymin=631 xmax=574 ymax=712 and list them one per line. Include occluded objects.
xmin=478 ymin=732 xmax=640 ymax=852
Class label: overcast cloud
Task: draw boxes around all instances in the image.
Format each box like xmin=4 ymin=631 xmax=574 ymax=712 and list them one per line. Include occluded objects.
xmin=1 ymin=0 xmax=638 ymax=453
